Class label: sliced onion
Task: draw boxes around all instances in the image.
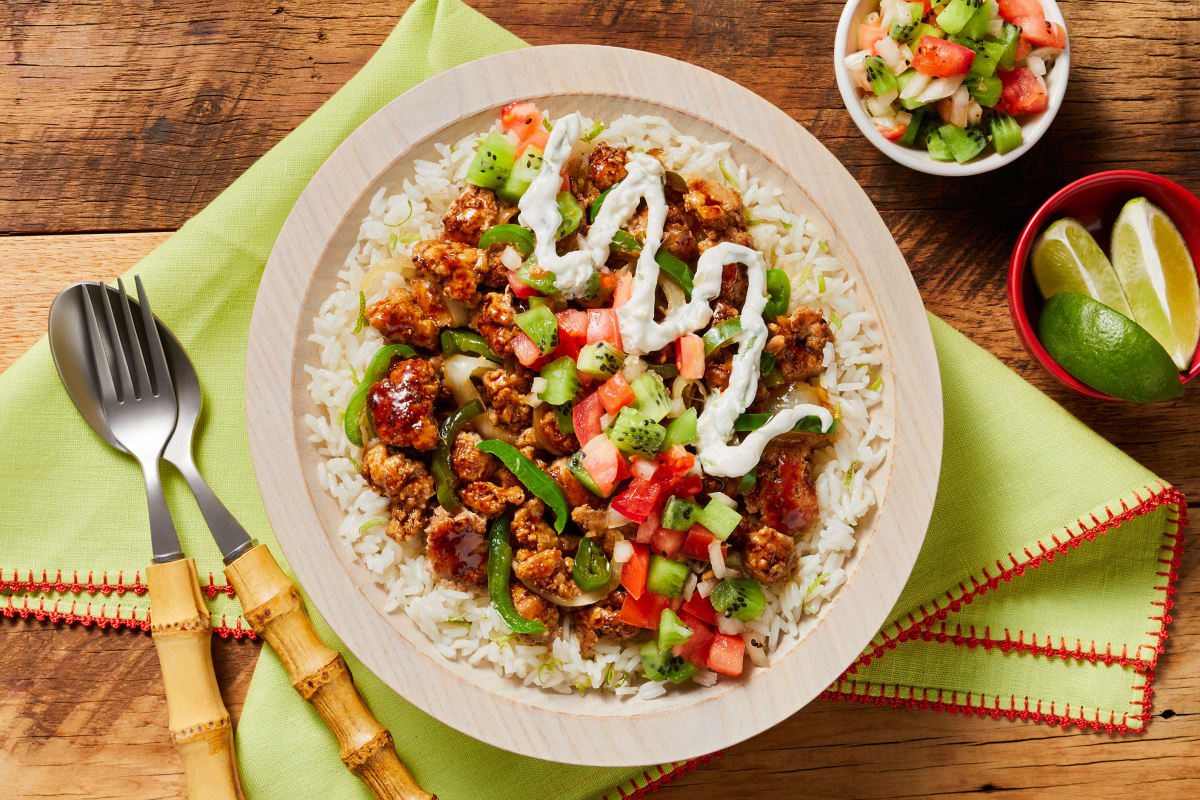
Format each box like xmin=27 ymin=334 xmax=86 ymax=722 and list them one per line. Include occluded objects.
xmin=696 ymin=578 xmax=717 ymax=598
xmin=519 ymin=561 xmax=622 ymax=607
xmin=865 ymin=91 xmax=898 ymax=117
xmin=531 ymin=405 xmax=570 ymax=455
xmin=631 ymin=457 xmax=657 ymax=481
xmin=1026 ymin=55 xmax=1046 ymax=77
xmin=683 ymin=572 xmax=698 ymax=602
xmin=1028 ymin=47 xmax=1061 ymax=63
xmin=607 ymin=506 xmax=633 ymax=528
xmin=444 ymin=297 xmax=469 ymax=327
xmin=987 ymin=18 xmax=1004 ymax=37
xmin=950 ymin=85 xmax=969 ymax=128
xmin=716 ymin=614 xmax=745 ymax=635
xmin=621 ymin=355 xmax=647 ymax=382
xmin=361 ymin=255 xmax=415 ymax=297
xmin=442 ymin=354 xmax=514 ymax=443
xmin=967 ymin=100 xmax=983 ymax=127
xmin=875 ymin=36 xmax=908 ymax=75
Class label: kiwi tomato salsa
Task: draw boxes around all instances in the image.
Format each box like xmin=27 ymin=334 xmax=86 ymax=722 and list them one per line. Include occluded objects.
xmin=845 ymin=0 xmax=1066 ymax=163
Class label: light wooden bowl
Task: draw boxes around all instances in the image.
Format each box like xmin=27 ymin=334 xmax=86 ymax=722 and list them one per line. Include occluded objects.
xmin=246 ymin=45 xmax=942 ymax=767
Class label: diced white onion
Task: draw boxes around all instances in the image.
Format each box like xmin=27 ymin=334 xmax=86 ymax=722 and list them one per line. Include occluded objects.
xmin=709 ymin=542 xmax=727 ymax=577
xmin=896 ymin=109 xmax=913 ymax=126
xmin=866 ymin=91 xmax=898 ymax=117
xmin=845 ymin=50 xmax=871 ymax=92
xmin=500 ymin=245 xmax=522 ymax=272
xmin=900 ymin=71 xmax=932 ymax=99
xmin=697 ymin=578 xmax=717 ymax=598
xmin=1026 ymin=55 xmax=1046 ymax=77
xmin=613 ymin=539 xmax=634 ymax=564
xmin=950 ymin=85 xmax=969 ymax=128
xmin=708 ymin=491 xmax=736 ymax=509
xmin=526 ymin=392 xmax=543 ymax=408
xmin=531 ymin=376 xmax=548 ymax=394
xmin=683 ymin=572 xmax=698 ymax=601
xmin=607 ymin=506 xmax=632 ymax=528
xmin=1035 ymin=73 xmax=1049 ymax=95
xmin=865 ymin=10 xmax=881 ymax=26
xmin=716 ymin=614 xmax=745 ymax=635
xmin=692 ymin=669 xmax=720 ymax=687
xmin=987 ymin=18 xmax=1004 ymax=36
xmin=875 ymin=36 xmax=908 ymax=75
xmin=744 ymin=634 xmax=770 ymax=667
xmin=621 ymin=355 xmax=647 ymax=382
xmin=631 ymin=457 xmax=657 ymax=480
xmin=967 ymin=100 xmax=983 ymax=126
xmin=599 ymin=413 xmax=613 ymax=429
xmin=1028 ymin=47 xmax=1061 ymax=63
xmin=893 ymin=0 xmax=913 ymax=26
xmin=917 ymin=73 xmax=966 ymax=103
xmin=898 ymin=43 xmax=914 ymax=64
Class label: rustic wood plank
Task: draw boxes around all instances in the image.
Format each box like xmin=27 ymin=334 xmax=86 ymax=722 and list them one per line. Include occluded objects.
xmin=2 ymin=0 xmax=1199 ymax=796
xmin=0 ymin=232 xmax=169 ymax=372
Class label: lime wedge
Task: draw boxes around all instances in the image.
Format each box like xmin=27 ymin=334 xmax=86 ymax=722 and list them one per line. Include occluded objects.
xmin=1032 ymin=218 xmax=1132 ymax=316
xmin=1110 ymin=197 xmax=1200 ymax=370
xmin=1039 ymin=293 xmax=1183 ymax=403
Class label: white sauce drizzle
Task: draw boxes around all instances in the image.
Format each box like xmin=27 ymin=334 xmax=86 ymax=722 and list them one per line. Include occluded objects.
xmin=517 ymin=113 xmax=833 ymax=478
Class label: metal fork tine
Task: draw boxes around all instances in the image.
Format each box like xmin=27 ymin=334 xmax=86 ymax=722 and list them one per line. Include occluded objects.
xmin=81 ymin=285 xmax=119 ymax=409
xmin=98 ymin=282 xmax=136 ymax=403
xmin=134 ymin=276 xmax=173 ymax=399
xmin=116 ymin=278 xmax=153 ymax=399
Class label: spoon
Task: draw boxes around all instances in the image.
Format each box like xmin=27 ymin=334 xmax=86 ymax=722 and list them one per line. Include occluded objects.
xmin=49 ymin=282 xmax=253 ymax=562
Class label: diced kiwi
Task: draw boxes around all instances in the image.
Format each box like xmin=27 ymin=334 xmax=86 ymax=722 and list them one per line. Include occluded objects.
xmin=465 ymin=131 xmax=516 ymax=190
xmin=989 ymin=112 xmax=1023 ymax=154
xmin=631 ymin=373 xmax=671 ymax=422
xmin=967 ymin=74 xmax=1002 ymax=107
xmin=646 ymin=555 xmax=690 ymax=599
xmin=567 ymin=452 xmax=607 ymax=498
xmin=577 ymin=342 xmax=625 ymax=379
xmin=661 ymin=496 xmax=701 ymax=531
xmin=863 ymin=55 xmax=898 ymax=96
xmin=640 ymin=641 xmax=698 ymax=683
xmin=938 ymin=124 xmax=987 ymax=163
xmin=497 ymin=146 xmax=544 ymax=203
xmin=925 ymin=127 xmax=954 ymax=161
xmin=936 ymin=0 xmax=983 ymax=36
xmin=710 ymin=578 xmax=767 ymax=622
xmin=606 ymin=407 xmax=666 ymax=459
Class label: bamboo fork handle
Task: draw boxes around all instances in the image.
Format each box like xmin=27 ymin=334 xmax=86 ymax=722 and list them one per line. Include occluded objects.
xmin=225 ymin=545 xmax=434 ymax=800
xmin=146 ymin=558 xmax=245 ymax=800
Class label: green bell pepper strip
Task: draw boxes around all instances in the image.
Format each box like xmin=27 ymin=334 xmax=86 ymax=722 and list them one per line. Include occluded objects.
xmin=572 ymin=537 xmax=611 ymax=592
xmin=432 ymin=399 xmax=485 ymax=512
xmin=759 ymin=352 xmax=776 ymax=375
xmin=763 ymin=269 xmax=791 ymax=321
xmin=487 ymin=515 xmax=547 ymax=634
xmin=702 ymin=317 xmax=742 ymax=355
xmin=610 ymin=230 xmax=642 ymax=252
xmin=556 ymin=192 xmax=584 ymax=240
xmin=733 ymin=412 xmax=837 ymax=435
xmin=343 ymin=343 xmax=415 ymax=447
xmin=655 ymin=249 xmax=694 ymax=299
xmin=760 ymin=367 xmax=785 ymax=389
xmin=588 ymin=186 xmax=614 ymax=223
xmin=738 ymin=467 xmax=758 ymax=495
xmin=440 ymin=328 xmax=501 ymax=362
xmin=476 ymin=440 xmax=569 ymax=534
xmin=478 ymin=224 xmax=535 ymax=258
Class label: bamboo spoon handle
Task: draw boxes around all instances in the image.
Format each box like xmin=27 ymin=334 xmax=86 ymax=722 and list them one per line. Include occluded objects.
xmin=224 ymin=544 xmax=434 ymax=800
xmin=147 ymin=558 xmax=245 ymax=800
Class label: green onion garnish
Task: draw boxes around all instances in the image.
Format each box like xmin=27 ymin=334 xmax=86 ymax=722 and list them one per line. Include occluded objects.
xmin=358 ymin=519 xmax=385 ymax=533
xmin=869 ymin=374 xmax=883 ymax=391
xmin=844 ymin=460 xmax=860 ymax=487
xmin=352 ymin=291 xmax=367 ymax=334
xmin=582 ymin=120 xmax=604 ymax=141
xmin=818 ymin=275 xmax=826 ymax=293
xmin=718 ymin=159 xmax=740 ymax=190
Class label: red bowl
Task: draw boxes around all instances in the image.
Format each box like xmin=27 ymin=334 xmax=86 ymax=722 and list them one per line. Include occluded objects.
xmin=1008 ymin=170 xmax=1200 ymax=401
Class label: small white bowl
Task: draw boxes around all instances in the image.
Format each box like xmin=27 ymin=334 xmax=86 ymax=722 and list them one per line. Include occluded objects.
xmin=833 ymin=0 xmax=1070 ymax=176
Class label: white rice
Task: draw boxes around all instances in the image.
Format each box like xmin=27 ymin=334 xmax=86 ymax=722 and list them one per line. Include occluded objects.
xmin=303 ymin=113 xmax=889 ymax=697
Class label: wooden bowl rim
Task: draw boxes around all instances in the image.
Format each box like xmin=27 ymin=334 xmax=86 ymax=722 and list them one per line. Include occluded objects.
xmin=246 ymin=44 xmax=943 ymax=766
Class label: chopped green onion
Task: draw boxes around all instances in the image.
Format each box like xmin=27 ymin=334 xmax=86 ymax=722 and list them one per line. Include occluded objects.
xmin=358 ymin=519 xmax=386 ymax=533
xmin=844 ymin=460 xmax=861 ymax=487
xmin=869 ymin=373 xmax=884 ymax=391
xmin=805 ymin=573 xmax=828 ymax=599
xmin=445 ymin=615 xmax=472 ymax=628
xmin=818 ymin=241 xmax=829 ymax=253
xmin=383 ymin=199 xmax=414 ymax=228
xmin=348 ymin=364 xmax=360 ymax=385
xmin=582 ymin=120 xmax=604 ymax=141
xmin=350 ymin=456 xmax=360 ymax=473
xmin=718 ymin=159 xmax=740 ymax=190
xmin=818 ymin=275 xmax=826 ymax=293
xmin=829 ymin=310 xmax=842 ymax=328
xmin=543 ymin=117 xmax=552 ymax=132
xmin=352 ymin=291 xmax=367 ymax=334
xmin=477 ymin=440 xmax=570 ymax=533
xmin=781 ymin=219 xmax=793 ymax=230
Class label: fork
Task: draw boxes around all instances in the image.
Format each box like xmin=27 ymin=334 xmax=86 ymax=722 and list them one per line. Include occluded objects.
xmin=82 ymin=278 xmax=244 ymax=800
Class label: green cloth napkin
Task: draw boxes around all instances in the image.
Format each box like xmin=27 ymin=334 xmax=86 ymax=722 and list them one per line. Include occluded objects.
xmin=0 ymin=0 xmax=1185 ymax=797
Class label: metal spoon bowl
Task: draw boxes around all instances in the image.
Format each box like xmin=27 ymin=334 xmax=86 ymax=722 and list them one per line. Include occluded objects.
xmin=49 ymin=282 xmax=254 ymax=563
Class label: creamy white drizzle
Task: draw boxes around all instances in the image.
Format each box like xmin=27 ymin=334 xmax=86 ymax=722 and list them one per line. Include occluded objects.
xmin=517 ymin=113 xmax=833 ymax=477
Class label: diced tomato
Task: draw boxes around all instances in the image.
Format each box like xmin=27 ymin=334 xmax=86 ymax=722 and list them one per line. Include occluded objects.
xmin=681 ymin=592 xmax=718 ymax=626
xmin=500 ymin=101 xmax=543 ymax=141
xmin=517 ymin=126 xmax=549 ymax=155
xmin=614 ymin=452 xmax=631 ymax=484
xmin=672 ymin=612 xmax=714 ymax=666
xmin=1014 ymin=36 xmax=1032 ymax=62
xmin=598 ymin=372 xmax=636 ymax=415
xmin=582 ymin=434 xmax=626 ymax=496
xmin=666 ymin=473 xmax=703 ymax=498
xmin=651 ymin=527 xmax=686 ymax=559
xmin=858 ymin=22 xmax=888 ymax=54
xmin=682 ymin=524 xmax=722 ymax=561
xmin=573 ymin=391 xmax=604 ymax=447
xmin=911 ymin=35 xmax=975 ymax=77
xmin=507 ymin=270 xmax=540 ymax=298
xmin=675 ymin=334 xmax=705 ymax=379
xmin=998 ymin=68 xmax=1048 ymax=115
xmin=997 ymin=0 xmax=1044 ymax=23
xmin=652 ymin=445 xmax=695 ymax=483
xmin=620 ymin=542 xmax=650 ymax=600
xmin=610 ymin=480 xmax=665 ymax=523
xmin=707 ymin=633 xmax=746 ymax=677
xmin=586 ymin=308 xmax=622 ymax=350
xmin=1016 ymin=16 xmax=1064 ymax=47
xmin=876 ymin=123 xmax=907 ymax=142
xmin=618 ymin=584 xmax=668 ymax=628
xmin=613 ymin=273 xmax=634 ymax=308
xmin=556 ymin=310 xmax=589 ymax=348
xmin=512 ymin=332 xmax=549 ymax=369
xmin=637 ymin=505 xmax=661 ymax=544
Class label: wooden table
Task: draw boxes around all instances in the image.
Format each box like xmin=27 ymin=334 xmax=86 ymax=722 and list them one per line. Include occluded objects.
xmin=2 ymin=1 xmax=1197 ymax=797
